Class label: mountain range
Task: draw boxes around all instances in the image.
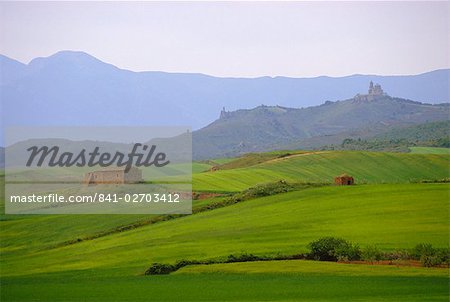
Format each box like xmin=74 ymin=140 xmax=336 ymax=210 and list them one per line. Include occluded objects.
xmin=1 ymin=51 xmax=449 ymax=160
xmin=1 ymin=51 xmax=449 ymax=132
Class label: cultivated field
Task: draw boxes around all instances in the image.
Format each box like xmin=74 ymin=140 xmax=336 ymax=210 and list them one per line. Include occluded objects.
xmin=409 ymin=147 xmax=450 ymax=154
xmin=1 ymin=151 xmax=449 ymax=301
xmin=192 ymin=151 xmax=449 ymax=191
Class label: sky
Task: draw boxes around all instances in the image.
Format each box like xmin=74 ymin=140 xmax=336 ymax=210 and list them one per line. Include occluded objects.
xmin=0 ymin=1 xmax=449 ymax=78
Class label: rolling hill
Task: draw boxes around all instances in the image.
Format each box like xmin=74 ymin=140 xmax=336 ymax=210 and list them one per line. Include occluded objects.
xmin=316 ymin=120 xmax=450 ymax=152
xmin=375 ymin=120 xmax=450 ymax=145
xmin=1 ymin=183 xmax=448 ymax=276
xmin=1 ymin=148 xmax=449 ymax=301
xmin=1 ymin=183 xmax=448 ymax=292
xmin=192 ymin=96 xmax=449 ymax=159
xmin=192 ymin=150 xmax=449 ymax=192
xmin=2 ymin=150 xmax=447 ymax=250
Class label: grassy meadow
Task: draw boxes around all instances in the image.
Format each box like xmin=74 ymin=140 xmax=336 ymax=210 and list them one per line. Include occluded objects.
xmin=192 ymin=151 xmax=449 ymax=191
xmin=1 ymin=150 xmax=449 ymax=301
xmin=2 ymin=266 xmax=448 ymax=302
xmin=409 ymin=147 xmax=450 ymax=155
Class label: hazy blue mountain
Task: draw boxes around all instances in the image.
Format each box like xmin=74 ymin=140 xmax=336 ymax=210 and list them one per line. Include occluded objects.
xmin=192 ymin=95 xmax=449 ymax=159
xmin=0 ymin=55 xmax=27 ymax=85
xmin=1 ymin=51 xmax=449 ymax=145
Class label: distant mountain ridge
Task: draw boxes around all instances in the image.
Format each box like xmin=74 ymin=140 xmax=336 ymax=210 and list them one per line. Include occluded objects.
xmin=192 ymin=90 xmax=449 ymax=159
xmin=1 ymin=51 xmax=449 ymax=139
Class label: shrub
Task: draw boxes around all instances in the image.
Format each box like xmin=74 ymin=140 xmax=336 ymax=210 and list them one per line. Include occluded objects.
xmin=420 ymin=255 xmax=442 ymax=268
xmin=144 ymin=263 xmax=176 ymax=275
xmin=383 ymin=249 xmax=410 ymax=261
xmin=412 ymin=243 xmax=435 ymax=260
xmin=335 ymin=242 xmax=361 ymax=261
xmin=412 ymin=243 xmax=448 ymax=267
xmin=308 ymin=237 xmax=361 ymax=262
xmin=174 ymin=259 xmax=203 ymax=270
xmin=234 ymin=181 xmax=294 ymax=201
xmin=227 ymin=253 xmax=262 ymax=263
xmin=437 ymin=248 xmax=450 ymax=266
xmin=362 ymin=245 xmax=383 ymax=263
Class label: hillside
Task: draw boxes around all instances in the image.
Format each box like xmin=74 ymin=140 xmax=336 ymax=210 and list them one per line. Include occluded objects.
xmin=319 ymin=120 xmax=450 ymax=152
xmin=193 ymin=94 xmax=449 ymax=159
xmin=1 ymin=149 xmax=449 ymax=301
xmin=2 ymin=151 xmax=447 ymax=245
xmin=1 ymin=183 xmax=448 ymax=276
xmin=2 ymin=183 xmax=448 ymax=301
xmin=192 ymin=151 xmax=449 ymax=191
xmin=375 ymin=120 xmax=450 ymax=145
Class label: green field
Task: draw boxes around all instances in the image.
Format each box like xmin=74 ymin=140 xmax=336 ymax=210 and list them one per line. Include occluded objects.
xmin=177 ymin=259 xmax=449 ymax=277
xmin=193 ymin=151 xmax=450 ymax=191
xmin=1 ymin=151 xmax=449 ymax=301
xmin=2 ymin=263 xmax=448 ymax=302
xmin=409 ymin=147 xmax=450 ymax=155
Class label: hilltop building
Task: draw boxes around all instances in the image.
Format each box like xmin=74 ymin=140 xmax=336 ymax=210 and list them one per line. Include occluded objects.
xmin=354 ymin=81 xmax=387 ymax=102
xmin=368 ymin=81 xmax=384 ymax=96
xmin=83 ymin=167 xmax=142 ymax=185
xmin=220 ymin=107 xmax=230 ymax=119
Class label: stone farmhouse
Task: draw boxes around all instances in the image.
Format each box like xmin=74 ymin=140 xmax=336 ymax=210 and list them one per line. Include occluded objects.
xmin=83 ymin=167 xmax=143 ymax=185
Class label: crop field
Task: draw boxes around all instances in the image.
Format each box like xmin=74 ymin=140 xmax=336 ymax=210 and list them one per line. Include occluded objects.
xmin=409 ymin=147 xmax=450 ymax=155
xmin=193 ymin=151 xmax=450 ymax=191
xmin=177 ymin=259 xmax=450 ymax=277
xmin=2 ymin=263 xmax=448 ymax=302
xmin=1 ymin=150 xmax=449 ymax=301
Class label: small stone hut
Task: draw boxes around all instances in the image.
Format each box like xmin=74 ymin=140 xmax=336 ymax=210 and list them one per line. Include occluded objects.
xmin=83 ymin=167 xmax=142 ymax=185
xmin=334 ymin=174 xmax=354 ymax=186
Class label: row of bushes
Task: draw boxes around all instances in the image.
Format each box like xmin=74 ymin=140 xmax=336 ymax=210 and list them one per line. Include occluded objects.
xmin=228 ymin=180 xmax=325 ymax=203
xmin=197 ymin=181 xmax=326 ymax=212
xmin=416 ymin=178 xmax=450 ymax=184
xmin=145 ymin=237 xmax=450 ymax=275
xmin=145 ymin=238 xmax=449 ymax=275
xmin=307 ymin=237 xmax=450 ymax=267
xmin=145 ymin=252 xmax=305 ymax=275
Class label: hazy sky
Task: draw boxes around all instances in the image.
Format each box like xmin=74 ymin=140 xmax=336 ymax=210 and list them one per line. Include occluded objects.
xmin=0 ymin=1 xmax=448 ymax=77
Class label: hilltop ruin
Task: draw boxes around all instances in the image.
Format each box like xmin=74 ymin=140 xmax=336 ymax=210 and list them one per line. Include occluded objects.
xmin=354 ymin=81 xmax=387 ymax=102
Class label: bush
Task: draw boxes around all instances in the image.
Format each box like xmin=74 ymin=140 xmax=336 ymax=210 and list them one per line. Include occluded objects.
xmin=420 ymin=255 xmax=442 ymax=268
xmin=335 ymin=243 xmax=361 ymax=261
xmin=174 ymin=259 xmax=203 ymax=270
xmin=412 ymin=243 xmax=435 ymax=260
xmin=232 ymin=181 xmax=294 ymax=201
xmin=412 ymin=243 xmax=448 ymax=267
xmin=383 ymin=249 xmax=410 ymax=261
xmin=362 ymin=245 xmax=383 ymax=263
xmin=436 ymin=248 xmax=450 ymax=266
xmin=144 ymin=263 xmax=176 ymax=275
xmin=227 ymin=253 xmax=262 ymax=263
xmin=308 ymin=237 xmax=361 ymax=262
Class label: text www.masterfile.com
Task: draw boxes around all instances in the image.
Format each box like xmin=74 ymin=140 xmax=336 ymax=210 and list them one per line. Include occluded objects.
xmin=9 ymin=193 xmax=182 ymax=203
